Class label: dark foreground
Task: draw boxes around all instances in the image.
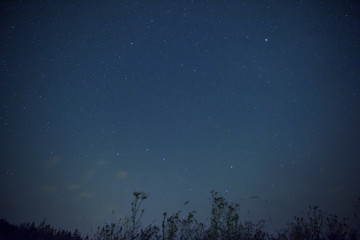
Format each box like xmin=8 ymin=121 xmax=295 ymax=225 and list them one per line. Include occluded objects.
xmin=1 ymin=192 xmax=359 ymax=240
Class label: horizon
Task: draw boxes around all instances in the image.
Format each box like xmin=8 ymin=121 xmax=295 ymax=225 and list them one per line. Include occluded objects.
xmin=1 ymin=191 xmax=360 ymax=237
xmin=0 ymin=191 xmax=360 ymax=240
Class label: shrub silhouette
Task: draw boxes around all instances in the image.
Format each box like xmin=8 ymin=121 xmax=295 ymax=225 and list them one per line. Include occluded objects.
xmin=92 ymin=192 xmax=360 ymax=240
xmin=94 ymin=192 xmax=158 ymax=240
xmin=0 ymin=217 xmax=85 ymax=240
xmin=276 ymin=203 xmax=359 ymax=240
xmin=95 ymin=191 xmax=272 ymax=240
xmin=1 ymin=192 xmax=359 ymax=240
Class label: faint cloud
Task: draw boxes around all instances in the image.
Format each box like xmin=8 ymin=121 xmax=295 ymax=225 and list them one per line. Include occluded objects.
xmin=85 ymin=169 xmax=97 ymax=180
xmin=42 ymin=184 xmax=56 ymax=193
xmin=68 ymin=183 xmax=82 ymax=191
xmin=97 ymin=160 xmax=108 ymax=166
xmin=77 ymin=191 xmax=94 ymax=199
xmin=116 ymin=170 xmax=128 ymax=181
xmin=46 ymin=156 xmax=61 ymax=167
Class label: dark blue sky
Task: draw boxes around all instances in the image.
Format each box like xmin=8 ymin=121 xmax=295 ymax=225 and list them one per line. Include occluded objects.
xmin=1 ymin=0 xmax=359 ymax=235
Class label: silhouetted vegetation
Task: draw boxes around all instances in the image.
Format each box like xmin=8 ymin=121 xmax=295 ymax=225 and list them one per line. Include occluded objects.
xmin=0 ymin=217 xmax=85 ymax=240
xmin=1 ymin=193 xmax=359 ymax=240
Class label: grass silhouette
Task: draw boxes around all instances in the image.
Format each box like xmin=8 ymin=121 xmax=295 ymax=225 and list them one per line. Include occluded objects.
xmin=1 ymin=192 xmax=359 ymax=239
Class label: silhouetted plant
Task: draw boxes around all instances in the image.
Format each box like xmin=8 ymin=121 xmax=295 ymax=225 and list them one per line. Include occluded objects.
xmin=162 ymin=210 xmax=180 ymax=240
xmin=324 ymin=214 xmax=349 ymax=240
xmin=238 ymin=220 xmax=269 ymax=240
xmin=178 ymin=210 xmax=206 ymax=240
xmin=130 ymin=192 xmax=147 ymax=239
xmin=207 ymin=190 xmax=240 ymax=239
xmin=94 ymin=192 xmax=148 ymax=240
xmin=2 ymin=192 xmax=360 ymax=240
xmin=352 ymin=197 xmax=360 ymax=239
xmin=276 ymin=204 xmax=359 ymax=240
xmin=0 ymin=218 xmax=86 ymax=240
xmin=140 ymin=224 xmax=160 ymax=240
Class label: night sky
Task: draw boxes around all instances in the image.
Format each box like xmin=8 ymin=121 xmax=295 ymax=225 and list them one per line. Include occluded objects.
xmin=1 ymin=0 xmax=360 ymax=235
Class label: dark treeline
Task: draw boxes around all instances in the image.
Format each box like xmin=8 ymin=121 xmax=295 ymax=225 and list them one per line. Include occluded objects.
xmin=1 ymin=191 xmax=360 ymax=240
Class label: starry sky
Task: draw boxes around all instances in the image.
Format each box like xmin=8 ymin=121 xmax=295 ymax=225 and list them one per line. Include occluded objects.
xmin=1 ymin=0 xmax=360 ymax=235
